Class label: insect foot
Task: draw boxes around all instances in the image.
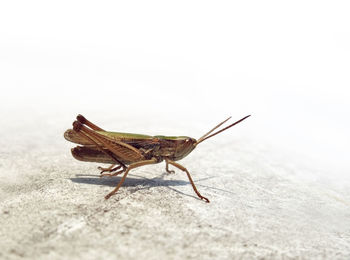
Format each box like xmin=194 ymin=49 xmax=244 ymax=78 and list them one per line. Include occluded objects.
xmin=166 ymin=169 xmax=175 ymax=174
xmin=99 ymin=169 xmax=125 ymax=178
xmin=98 ymin=165 xmax=123 ymax=174
xmin=200 ymin=196 xmax=210 ymax=203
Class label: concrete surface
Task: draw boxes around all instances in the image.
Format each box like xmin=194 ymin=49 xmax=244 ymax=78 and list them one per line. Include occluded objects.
xmin=1 ymin=112 xmax=349 ymax=260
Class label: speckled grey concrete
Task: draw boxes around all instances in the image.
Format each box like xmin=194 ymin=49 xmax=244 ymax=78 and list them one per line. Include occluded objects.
xmin=1 ymin=112 xmax=349 ymax=260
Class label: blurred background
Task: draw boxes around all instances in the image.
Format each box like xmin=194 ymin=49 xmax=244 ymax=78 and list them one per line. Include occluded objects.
xmin=0 ymin=0 xmax=349 ymax=180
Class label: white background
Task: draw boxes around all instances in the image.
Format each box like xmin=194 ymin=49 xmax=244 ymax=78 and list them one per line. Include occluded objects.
xmin=1 ymin=0 xmax=349 ymax=174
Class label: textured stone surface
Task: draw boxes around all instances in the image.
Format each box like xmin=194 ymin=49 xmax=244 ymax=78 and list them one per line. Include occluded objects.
xmin=1 ymin=112 xmax=349 ymax=259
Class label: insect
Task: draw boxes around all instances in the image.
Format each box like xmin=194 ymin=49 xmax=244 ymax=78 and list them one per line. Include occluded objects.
xmin=64 ymin=114 xmax=250 ymax=202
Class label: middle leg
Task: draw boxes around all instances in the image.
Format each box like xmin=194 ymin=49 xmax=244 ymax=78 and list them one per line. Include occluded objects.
xmin=165 ymin=160 xmax=175 ymax=174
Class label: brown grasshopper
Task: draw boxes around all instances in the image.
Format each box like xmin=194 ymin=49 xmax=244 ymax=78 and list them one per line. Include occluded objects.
xmin=64 ymin=114 xmax=250 ymax=202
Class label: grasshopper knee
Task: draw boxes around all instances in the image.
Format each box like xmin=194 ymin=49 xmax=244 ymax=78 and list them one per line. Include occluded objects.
xmin=76 ymin=114 xmax=87 ymax=124
xmin=73 ymin=121 xmax=83 ymax=132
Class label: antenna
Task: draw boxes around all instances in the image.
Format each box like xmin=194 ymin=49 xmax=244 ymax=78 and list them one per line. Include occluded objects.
xmin=196 ymin=115 xmax=251 ymax=145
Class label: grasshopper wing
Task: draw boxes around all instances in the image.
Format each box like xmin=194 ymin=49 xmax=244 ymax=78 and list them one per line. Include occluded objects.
xmin=64 ymin=129 xmax=93 ymax=145
xmin=73 ymin=121 xmax=145 ymax=164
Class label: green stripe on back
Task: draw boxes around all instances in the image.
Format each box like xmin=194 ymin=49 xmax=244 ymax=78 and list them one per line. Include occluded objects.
xmin=154 ymin=135 xmax=189 ymax=140
xmin=97 ymin=131 xmax=153 ymax=139
xmin=98 ymin=131 xmax=188 ymax=140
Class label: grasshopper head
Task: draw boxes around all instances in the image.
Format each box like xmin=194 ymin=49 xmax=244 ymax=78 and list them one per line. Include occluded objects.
xmin=173 ymin=137 xmax=197 ymax=161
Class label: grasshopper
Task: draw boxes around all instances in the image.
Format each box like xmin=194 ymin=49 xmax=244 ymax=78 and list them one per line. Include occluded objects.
xmin=64 ymin=114 xmax=250 ymax=202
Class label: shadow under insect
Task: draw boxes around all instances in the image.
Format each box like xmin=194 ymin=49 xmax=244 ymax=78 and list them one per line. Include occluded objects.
xmin=71 ymin=172 xmax=190 ymax=188
xmin=70 ymin=172 xmax=211 ymax=201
